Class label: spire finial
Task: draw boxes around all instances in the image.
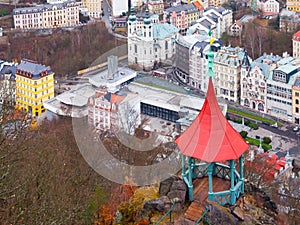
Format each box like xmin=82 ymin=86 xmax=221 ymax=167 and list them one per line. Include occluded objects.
xmin=206 ymin=30 xmax=216 ymax=78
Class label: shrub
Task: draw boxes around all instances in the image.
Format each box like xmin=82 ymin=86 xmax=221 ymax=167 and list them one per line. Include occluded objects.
xmin=235 ymin=118 xmax=242 ymax=124
xmin=262 ymin=143 xmax=272 ymax=152
xmin=262 ymin=137 xmax=272 ymax=145
xmin=247 ymin=122 xmax=259 ymax=130
xmin=240 ymin=131 xmax=248 ymax=139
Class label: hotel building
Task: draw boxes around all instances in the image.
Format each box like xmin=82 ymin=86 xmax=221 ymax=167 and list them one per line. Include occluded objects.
xmin=16 ymin=60 xmax=54 ymax=116
xmin=13 ymin=0 xmax=79 ymax=29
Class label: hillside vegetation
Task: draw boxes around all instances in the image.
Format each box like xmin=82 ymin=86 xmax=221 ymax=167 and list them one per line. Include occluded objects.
xmin=1 ymin=21 xmax=126 ymax=75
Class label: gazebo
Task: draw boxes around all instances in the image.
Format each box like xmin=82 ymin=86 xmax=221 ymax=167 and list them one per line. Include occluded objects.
xmin=175 ymin=43 xmax=249 ymax=206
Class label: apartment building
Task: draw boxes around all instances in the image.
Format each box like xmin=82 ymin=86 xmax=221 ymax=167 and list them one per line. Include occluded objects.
xmin=257 ymin=0 xmax=279 ymax=16
xmin=227 ymin=20 xmax=242 ymax=37
xmin=204 ymin=6 xmax=232 ymax=35
xmin=293 ymin=30 xmax=300 ymax=59
xmin=16 ymin=60 xmax=54 ymax=116
xmin=173 ymin=34 xmax=222 ymax=87
xmin=88 ymin=87 xmax=125 ymax=131
xmin=292 ymin=77 xmax=300 ymax=124
xmin=213 ymin=46 xmax=251 ymax=103
xmin=148 ymin=0 xmax=164 ymax=15
xmin=279 ymin=9 xmax=300 ymax=33
xmin=266 ymin=62 xmax=300 ymax=122
xmin=163 ymin=3 xmax=201 ymax=35
xmin=240 ymin=53 xmax=282 ymax=113
xmin=286 ymin=0 xmax=300 ymax=13
xmin=207 ymin=0 xmax=228 ymax=7
xmin=13 ymin=0 xmax=79 ymax=29
xmin=81 ymin=0 xmax=102 ymax=18
xmin=0 ymin=61 xmax=16 ymax=105
xmin=189 ymin=38 xmax=223 ymax=91
xmin=188 ymin=6 xmax=232 ymax=39
xmin=128 ymin=10 xmax=179 ymax=70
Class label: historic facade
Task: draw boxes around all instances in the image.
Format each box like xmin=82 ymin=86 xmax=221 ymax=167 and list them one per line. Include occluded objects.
xmin=286 ymin=0 xmax=300 ymax=13
xmin=213 ymin=46 xmax=251 ymax=103
xmin=128 ymin=9 xmax=179 ymax=70
xmin=15 ymin=60 xmax=54 ymax=116
xmin=292 ymin=77 xmax=300 ymax=124
xmin=81 ymin=0 xmax=102 ymax=18
xmin=163 ymin=3 xmax=201 ymax=35
xmin=266 ymin=62 xmax=300 ymax=122
xmin=88 ymin=87 xmax=125 ymax=131
xmin=279 ymin=9 xmax=300 ymax=33
xmin=13 ymin=0 xmax=79 ymax=29
xmin=293 ymin=30 xmax=300 ymax=59
xmin=241 ymin=53 xmax=282 ymax=114
xmin=188 ymin=6 xmax=232 ymax=39
xmin=0 ymin=61 xmax=16 ymax=105
xmin=257 ymin=0 xmax=279 ymax=16
xmin=148 ymin=0 xmax=164 ymax=15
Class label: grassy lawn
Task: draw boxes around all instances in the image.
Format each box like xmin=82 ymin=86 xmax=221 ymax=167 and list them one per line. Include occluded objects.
xmin=134 ymin=80 xmax=180 ymax=93
xmin=228 ymin=108 xmax=279 ymax=126
xmin=245 ymin=137 xmax=272 ymax=151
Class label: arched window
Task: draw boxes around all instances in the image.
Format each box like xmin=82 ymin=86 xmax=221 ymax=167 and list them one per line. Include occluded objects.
xmin=258 ymin=103 xmax=264 ymax=111
xmin=244 ymin=99 xmax=250 ymax=106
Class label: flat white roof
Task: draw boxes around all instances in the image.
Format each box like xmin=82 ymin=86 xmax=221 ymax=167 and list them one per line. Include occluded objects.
xmin=56 ymin=83 xmax=95 ymax=107
xmin=88 ymin=67 xmax=137 ymax=91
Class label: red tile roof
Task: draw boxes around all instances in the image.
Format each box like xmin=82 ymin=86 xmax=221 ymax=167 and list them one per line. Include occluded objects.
xmin=293 ymin=30 xmax=300 ymax=38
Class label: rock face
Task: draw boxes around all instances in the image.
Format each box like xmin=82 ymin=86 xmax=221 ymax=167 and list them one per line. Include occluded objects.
xmin=159 ymin=176 xmax=179 ymax=196
xmin=205 ymin=201 xmax=239 ymax=225
xmin=143 ymin=196 xmax=171 ymax=212
xmin=143 ymin=176 xmax=187 ymax=213
xmin=232 ymin=206 xmax=244 ymax=221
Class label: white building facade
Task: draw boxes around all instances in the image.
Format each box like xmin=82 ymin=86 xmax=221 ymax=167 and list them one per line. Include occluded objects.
xmin=13 ymin=0 xmax=79 ymax=29
xmin=213 ymin=46 xmax=251 ymax=103
xmin=241 ymin=53 xmax=282 ymax=114
xmin=257 ymin=0 xmax=279 ymax=16
xmin=128 ymin=10 xmax=179 ymax=70
xmin=188 ymin=6 xmax=232 ymax=39
xmin=112 ymin=0 xmax=128 ymax=17
xmin=266 ymin=63 xmax=300 ymax=122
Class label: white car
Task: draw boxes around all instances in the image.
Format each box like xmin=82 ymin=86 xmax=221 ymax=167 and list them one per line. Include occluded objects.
xmin=293 ymin=126 xmax=299 ymax=132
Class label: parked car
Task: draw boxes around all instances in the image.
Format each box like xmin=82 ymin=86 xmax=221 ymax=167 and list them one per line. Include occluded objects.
xmin=293 ymin=126 xmax=299 ymax=132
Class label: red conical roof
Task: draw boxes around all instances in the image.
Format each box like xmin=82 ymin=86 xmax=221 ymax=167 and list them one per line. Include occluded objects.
xmin=175 ymin=78 xmax=248 ymax=162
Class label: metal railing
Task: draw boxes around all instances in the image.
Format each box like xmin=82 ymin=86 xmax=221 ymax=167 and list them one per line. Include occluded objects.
xmin=194 ymin=207 xmax=210 ymax=225
xmin=156 ymin=198 xmax=178 ymax=225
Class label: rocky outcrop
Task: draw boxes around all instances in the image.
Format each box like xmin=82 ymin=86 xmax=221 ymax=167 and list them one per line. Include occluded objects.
xmin=204 ymin=201 xmax=239 ymax=225
xmin=143 ymin=196 xmax=171 ymax=213
xmin=232 ymin=206 xmax=244 ymax=221
xmin=143 ymin=176 xmax=187 ymax=213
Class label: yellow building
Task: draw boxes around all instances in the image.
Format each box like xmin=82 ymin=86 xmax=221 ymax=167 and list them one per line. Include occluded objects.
xmin=292 ymin=77 xmax=300 ymax=124
xmin=287 ymin=0 xmax=300 ymax=12
xmin=81 ymin=0 xmax=102 ymax=18
xmin=16 ymin=60 xmax=55 ymax=116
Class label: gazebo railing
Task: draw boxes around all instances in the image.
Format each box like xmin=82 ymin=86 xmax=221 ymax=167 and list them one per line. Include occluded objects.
xmin=209 ymin=190 xmax=231 ymax=206
xmin=182 ymin=160 xmax=244 ymax=206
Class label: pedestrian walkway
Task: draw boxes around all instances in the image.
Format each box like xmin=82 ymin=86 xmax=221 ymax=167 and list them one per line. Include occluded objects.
xmin=229 ymin=121 xmax=297 ymax=158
